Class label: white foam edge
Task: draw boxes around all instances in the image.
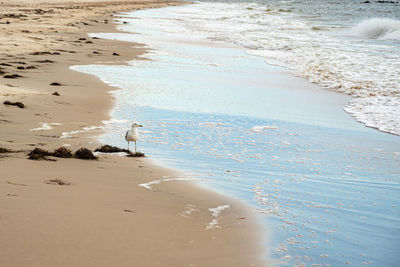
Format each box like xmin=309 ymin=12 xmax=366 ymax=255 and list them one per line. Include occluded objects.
xmin=138 ymin=177 xmax=197 ymax=190
xmin=30 ymin=122 xmax=62 ymax=131
xmin=206 ymin=219 xmax=220 ymax=230
xmin=206 ymin=204 xmax=230 ymax=230
xmin=209 ymin=204 xmax=230 ymax=217
xmin=250 ymin=125 xmax=278 ymax=132
xmin=101 ymin=118 xmax=129 ymax=125
xmin=60 ymin=126 xmax=103 ymax=139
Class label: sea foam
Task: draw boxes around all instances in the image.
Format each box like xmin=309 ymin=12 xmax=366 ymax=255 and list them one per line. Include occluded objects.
xmin=206 ymin=205 xmax=230 ymax=230
xmin=137 ymin=3 xmax=399 ymax=135
xmin=348 ymin=18 xmax=400 ymax=40
xmin=30 ymin=122 xmax=62 ymax=131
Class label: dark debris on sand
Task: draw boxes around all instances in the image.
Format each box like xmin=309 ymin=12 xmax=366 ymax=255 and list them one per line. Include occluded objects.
xmin=53 ymin=147 xmax=73 ymax=158
xmin=28 ymin=147 xmax=97 ymax=160
xmin=95 ymin=144 xmax=145 ymax=157
xmin=30 ymin=51 xmax=55 ymax=55
xmin=3 ymin=100 xmax=24 ymax=108
xmin=94 ymin=144 xmax=130 ymax=154
xmin=0 ymin=147 xmax=12 ymax=153
xmin=45 ymin=179 xmax=71 ymax=186
xmin=3 ymin=74 xmax=23 ymax=79
xmin=28 ymin=148 xmax=53 ymax=160
xmin=127 ymin=151 xmax=145 ymax=158
xmin=34 ymin=59 xmax=54 ymax=63
xmin=74 ymin=148 xmax=97 ymax=160
xmin=27 ymin=146 xmax=142 ymax=161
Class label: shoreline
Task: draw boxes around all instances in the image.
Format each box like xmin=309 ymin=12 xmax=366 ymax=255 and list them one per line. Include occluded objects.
xmin=74 ymin=4 xmax=400 ymax=267
xmin=0 ymin=1 xmax=268 ymax=266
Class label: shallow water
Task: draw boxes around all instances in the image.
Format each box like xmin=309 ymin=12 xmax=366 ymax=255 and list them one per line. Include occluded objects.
xmin=72 ymin=4 xmax=400 ymax=267
xmin=113 ymin=1 xmax=400 ymax=135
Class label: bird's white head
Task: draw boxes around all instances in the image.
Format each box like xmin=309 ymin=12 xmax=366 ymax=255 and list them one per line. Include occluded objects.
xmin=131 ymin=122 xmax=143 ymax=128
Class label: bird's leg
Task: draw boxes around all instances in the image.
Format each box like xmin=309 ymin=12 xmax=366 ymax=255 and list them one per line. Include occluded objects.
xmin=127 ymin=141 xmax=130 ymax=151
xmin=135 ymin=141 xmax=137 ymax=153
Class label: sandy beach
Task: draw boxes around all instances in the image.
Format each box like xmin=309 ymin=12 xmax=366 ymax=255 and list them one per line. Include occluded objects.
xmin=0 ymin=1 xmax=267 ymax=266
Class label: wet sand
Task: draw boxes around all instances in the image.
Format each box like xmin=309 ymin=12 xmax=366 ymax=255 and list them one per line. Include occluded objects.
xmin=0 ymin=1 xmax=267 ymax=266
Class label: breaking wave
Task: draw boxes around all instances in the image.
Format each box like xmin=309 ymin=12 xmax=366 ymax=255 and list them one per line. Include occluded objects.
xmin=349 ymin=18 xmax=400 ymax=40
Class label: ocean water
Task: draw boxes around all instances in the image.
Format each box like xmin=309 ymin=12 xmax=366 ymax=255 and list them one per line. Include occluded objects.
xmin=114 ymin=0 xmax=400 ymax=135
xmin=72 ymin=2 xmax=400 ymax=267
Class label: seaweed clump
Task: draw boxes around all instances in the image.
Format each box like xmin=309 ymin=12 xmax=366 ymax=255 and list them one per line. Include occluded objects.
xmin=45 ymin=179 xmax=71 ymax=186
xmin=28 ymin=147 xmax=97 ymax=160
xmin=3 ymin=74 xmax=23 ymax=79
xmin=3 ymin=100 xmax=24 ymax=108
xmin=94 ymin=145 xmax=130 ymax=154
xmin=95 ymin=144 xmax=145 ymax=157
xmin=74 ymin=147 xmax=97 ymax=160
xmin=0 ymin=147 xmax=12 ymax=153
xmin=28 ymin=148 xmax=52 ymax=160
xmin=127 ymin=151 xmax=145 ymax=158
xmin=53 ymin=147 xmax=73 ymax=158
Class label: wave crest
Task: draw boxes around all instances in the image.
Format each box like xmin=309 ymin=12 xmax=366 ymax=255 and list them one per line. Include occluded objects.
xmin=349 ymin=18 xmax=400 ymax=40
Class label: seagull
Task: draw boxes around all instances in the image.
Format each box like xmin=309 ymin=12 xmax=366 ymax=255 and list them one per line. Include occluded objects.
xmin=125 ymin=122 xmax=142 ymax=152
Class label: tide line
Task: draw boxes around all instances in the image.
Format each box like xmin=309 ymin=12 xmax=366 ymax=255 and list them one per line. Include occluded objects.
xmin=139 ymin=177 xmax=198 ymax=190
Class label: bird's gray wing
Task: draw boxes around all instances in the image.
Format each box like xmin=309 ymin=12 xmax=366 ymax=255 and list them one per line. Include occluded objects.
xmin=125 ymin=130 xmax=129 ymax=139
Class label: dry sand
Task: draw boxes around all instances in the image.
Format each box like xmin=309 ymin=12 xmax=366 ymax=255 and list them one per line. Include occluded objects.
xmin=0 ymin=1 xmax=268 ymax=266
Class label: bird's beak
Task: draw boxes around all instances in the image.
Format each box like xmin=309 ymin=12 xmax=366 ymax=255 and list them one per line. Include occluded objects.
xmin=138 ymin=125 xmax=143 ymax=127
